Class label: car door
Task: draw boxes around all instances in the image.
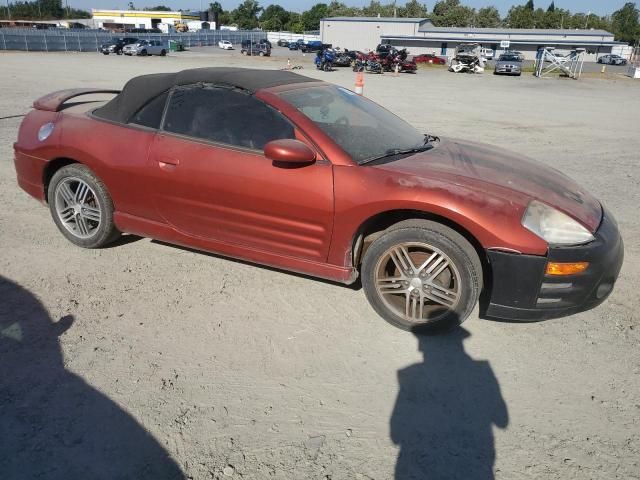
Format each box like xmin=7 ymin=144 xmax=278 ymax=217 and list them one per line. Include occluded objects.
xmin=147 ymin=84 xmax=335 ymax=263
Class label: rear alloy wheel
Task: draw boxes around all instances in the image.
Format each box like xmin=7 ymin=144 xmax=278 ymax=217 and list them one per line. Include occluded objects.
xmin=48 ymin=164 xmax=120 ymax=249
xmin=361 ymin=220 xmax=482 ymax=332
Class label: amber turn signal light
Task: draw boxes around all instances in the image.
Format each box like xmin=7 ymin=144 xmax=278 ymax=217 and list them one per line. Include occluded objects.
xmin=545 ymin=262 xmax=589 ymax=276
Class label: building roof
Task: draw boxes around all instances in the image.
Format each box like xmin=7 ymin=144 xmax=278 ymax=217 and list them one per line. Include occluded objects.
xmin=322 ymin=16 xmax=430 ymax=24
xmin=94 ymin=68 xmax=316 ymax=124
xmin=382 ymin=34 xmax=624 ymax=46
xmin=417 ymin=26 xmax=613 ymax=37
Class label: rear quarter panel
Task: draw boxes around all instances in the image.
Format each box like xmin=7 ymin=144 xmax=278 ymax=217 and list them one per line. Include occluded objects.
xmin=14 ymin=110 xmax=62 ymax=201
xmin=53 ymin=113 xmax=159 ymax=221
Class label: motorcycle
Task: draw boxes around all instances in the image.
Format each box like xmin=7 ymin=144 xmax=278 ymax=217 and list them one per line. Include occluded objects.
xmin=353 ymin=51 xmax=383 ymax=74
xmin=315 ymin=48 xmax=336 ymax=72
xmin=383 ymin=48 xmax=417 ymax=73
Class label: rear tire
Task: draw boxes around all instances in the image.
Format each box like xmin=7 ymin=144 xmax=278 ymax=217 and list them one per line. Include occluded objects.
xmin=361 ymin=220 xmax=482 ymax=333
xmin=140 ymin=50 xmax=147 ymax=56
xmin=160 ymin=49 xmax=166 ymax=56
xmin=47 ymin=164 xmax=121 ymax=249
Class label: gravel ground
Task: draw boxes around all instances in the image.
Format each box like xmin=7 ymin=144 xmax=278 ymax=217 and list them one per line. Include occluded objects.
xmin=1 ymin=50 xmax=639 ymax=480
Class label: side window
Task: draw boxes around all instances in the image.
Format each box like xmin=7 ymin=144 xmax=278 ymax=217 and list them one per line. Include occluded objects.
xmin=129 ymin=90 xmax=169 ymax=129
xmin=162 ymin=84 xmax=295 ymax=150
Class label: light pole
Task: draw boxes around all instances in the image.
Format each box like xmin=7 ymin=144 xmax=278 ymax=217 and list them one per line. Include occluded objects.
xmin=5 ymin=0 xmax=11 ymax=20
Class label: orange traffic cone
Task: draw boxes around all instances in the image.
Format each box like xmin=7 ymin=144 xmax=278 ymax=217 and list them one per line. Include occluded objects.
xmin=355 ymin=71 xmax=364 ymax=96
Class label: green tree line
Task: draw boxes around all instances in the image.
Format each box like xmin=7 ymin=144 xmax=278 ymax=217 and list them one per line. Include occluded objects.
xmin=1 ymin=0 xmax=638 ymax=44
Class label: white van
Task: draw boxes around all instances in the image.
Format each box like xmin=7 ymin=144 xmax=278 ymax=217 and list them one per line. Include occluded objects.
xmin=480 ymin=47 xmax=494 ymax=59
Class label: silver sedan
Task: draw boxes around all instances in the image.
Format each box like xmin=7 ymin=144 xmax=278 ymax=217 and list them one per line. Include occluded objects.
xmin=123 ymin=40 xmax=167 ymax=57
xmin=494 ymin=53 xmax=523 ymax=76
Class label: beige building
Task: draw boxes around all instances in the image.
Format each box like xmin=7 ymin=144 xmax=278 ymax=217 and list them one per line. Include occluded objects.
xmin=320 ymin=16 xmax=433 ymax=51
xmin=91 ymin=9 xmax=201 ymax=31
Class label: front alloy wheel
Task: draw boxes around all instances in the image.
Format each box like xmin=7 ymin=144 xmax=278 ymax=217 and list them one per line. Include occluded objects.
xmin=362 ymin=220 xmax=482 ymax=332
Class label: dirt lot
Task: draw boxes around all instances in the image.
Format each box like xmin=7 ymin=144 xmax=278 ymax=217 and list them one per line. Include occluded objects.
xmin=1 ymin=50 xmax=639 ymax=480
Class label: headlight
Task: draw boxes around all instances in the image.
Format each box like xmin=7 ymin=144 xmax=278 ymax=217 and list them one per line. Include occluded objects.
xmin=522 ymin=200 xmax=595 ymax=245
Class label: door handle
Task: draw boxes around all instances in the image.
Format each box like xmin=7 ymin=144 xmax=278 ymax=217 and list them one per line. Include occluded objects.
xmin=158 ymin=157 xmax=180 ymax=170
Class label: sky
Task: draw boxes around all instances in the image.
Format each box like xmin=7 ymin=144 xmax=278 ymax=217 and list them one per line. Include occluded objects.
xmin=64 ymin=0 xmax=632 ymax=16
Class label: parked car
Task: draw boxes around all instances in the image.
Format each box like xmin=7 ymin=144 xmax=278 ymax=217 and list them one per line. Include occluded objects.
xmin=99 ymin=37 xmax=138 ymax=55
xmin=123 ymin=39 xmax=167 ymax=56
xmin=288 ymin=42 xmax=300 ymax=51
xmin=241 ymin=40 xmax=271 ymax=56
xmin=598 ymin=54 xmax=627 ymax=65
xmin=480 ymin=47 xmax=494 ymax=59
xmin=494 ymin=53 xmax=523 ymax=76
xmin=277 ymin=39 xmax=289 ymax=47
xmin=413 ymin=53 xmax=447 ymax=65
xmin=15 ymin=68 xmax=623 ymax=332
xmin=218 ymin=40 xmax=233 ymax=50
xmin=301 ymin=41 xmax=324 ymax=53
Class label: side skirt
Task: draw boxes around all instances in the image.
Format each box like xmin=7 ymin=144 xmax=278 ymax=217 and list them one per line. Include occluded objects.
xmin=113 ymin=212 xmax=357 ymax=285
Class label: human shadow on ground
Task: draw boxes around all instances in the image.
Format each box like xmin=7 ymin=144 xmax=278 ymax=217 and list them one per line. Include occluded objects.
xmin=0 ymin=275 xmax=184 ymax=480
xmin=391 ymin=327 xmax=508 ymax=480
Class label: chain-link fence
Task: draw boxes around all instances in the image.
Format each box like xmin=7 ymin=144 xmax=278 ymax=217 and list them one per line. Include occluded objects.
xmin=0 ymin=28 xmax=271 ymax=52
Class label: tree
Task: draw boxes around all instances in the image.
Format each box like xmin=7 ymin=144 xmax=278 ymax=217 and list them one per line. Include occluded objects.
xmin=144 ymin=6 xmax=172 ymax=11
xmin=284 ymin=11 xmax=304 ymax=33
xmin=326 ymin=1 xmax=358 ymax=18
xmin=209 ymin=2 xmax=223 ymax=14
xmin=525 ymin=0 xmax=534 ymax=10
xmin=260 ymin=4 xmax=289 ymax=30
xmin=547 ymin=1 xmax=555 ymax=12
xmin=301 ymin=3 xmax=328 ymax=30
xmin=399 ymin=0 xmax=429 ymax=18
xmin=231 ymin=0 xmax=262 ymax=29
xmin=127 ymin=2 xmax=136 ymax=11
xmin=611 ymin=2 xmax=640 ymax=43
xmin=432 ymin=0 xmax=475 ymax=27
xmin=475 ymin=6 xmax=501 ymax=27
xmin=504 ymin=5 xmax=534 ymax=27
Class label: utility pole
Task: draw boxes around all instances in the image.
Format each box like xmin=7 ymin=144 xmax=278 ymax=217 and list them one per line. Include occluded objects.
xmin=584 ymin=11 xmax=590 ymax=29
xmin=5 ymin=0 xmax=11 ymax=20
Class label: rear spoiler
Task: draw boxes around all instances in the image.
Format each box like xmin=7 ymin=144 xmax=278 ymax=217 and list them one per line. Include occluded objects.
xmin=33 ymin=88 xmax=120 ymax=112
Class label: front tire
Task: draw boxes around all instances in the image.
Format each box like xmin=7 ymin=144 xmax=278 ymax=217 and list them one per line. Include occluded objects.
xmin=361 ymin=220 xmax=482 ymax=333
xmin=47 ymin=164 xmax=120 ymax=249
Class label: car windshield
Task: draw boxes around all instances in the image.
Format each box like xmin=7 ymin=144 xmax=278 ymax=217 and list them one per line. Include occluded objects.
xmin=279 ymin=85 xmax=428 ymax=164
xmin=499 ymin=55 xmax=520 ymax=61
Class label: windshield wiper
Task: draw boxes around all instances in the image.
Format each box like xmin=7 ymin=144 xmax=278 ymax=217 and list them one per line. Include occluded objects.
xmin=360 ymin=146 xmax=433 ymax=165
xmin=423 ymin=133 xmax=440 ymax=145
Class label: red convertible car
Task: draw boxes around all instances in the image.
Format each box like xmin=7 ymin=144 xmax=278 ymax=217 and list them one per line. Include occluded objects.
xmin=14 ymin=68 xmax=623 ymax=332
xmin=413 ymin=53 xmax=447 ymax=65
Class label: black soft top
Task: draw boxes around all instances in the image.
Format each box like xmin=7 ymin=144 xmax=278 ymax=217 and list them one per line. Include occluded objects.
xmin=94 ymin=67 xmax=317 ymax=124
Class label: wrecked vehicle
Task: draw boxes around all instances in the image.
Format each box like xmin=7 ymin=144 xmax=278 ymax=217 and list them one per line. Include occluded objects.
xmin=449 ymin=43 xmax=486 ymax=73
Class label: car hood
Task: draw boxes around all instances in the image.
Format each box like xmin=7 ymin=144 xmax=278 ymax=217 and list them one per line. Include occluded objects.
xmin=374 ymin=138 xmax=602 ymax=232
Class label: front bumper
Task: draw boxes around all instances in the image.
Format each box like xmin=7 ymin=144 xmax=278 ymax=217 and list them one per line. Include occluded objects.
xmin=495 ymin=66 xmax=521 ymax=75
xmin=482 ymin=210 xmax=624 ymax=321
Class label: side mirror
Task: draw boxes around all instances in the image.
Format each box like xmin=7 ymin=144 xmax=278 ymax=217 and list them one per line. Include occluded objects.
xmin=264 ymin=139 xmax=316 ymax=166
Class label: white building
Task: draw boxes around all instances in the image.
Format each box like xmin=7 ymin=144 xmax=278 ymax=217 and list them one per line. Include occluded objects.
xmin=91 ymin=9 xmax=201 ymax=31
xmin=383 ymin=26 xmax=625 ymax=61
xmin=321 ymin=16 xmax=625 ymax=61
xmin=320 ymin=16 xmax=433 ymax=51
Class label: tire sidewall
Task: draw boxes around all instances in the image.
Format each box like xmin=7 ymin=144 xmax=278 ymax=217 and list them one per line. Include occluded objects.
xmin=361 ymin=223 xmax=482 ymax=332
xmin=47 ymin=165 xmax=118 ymax=249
